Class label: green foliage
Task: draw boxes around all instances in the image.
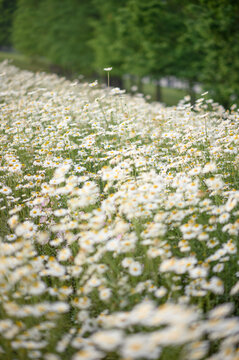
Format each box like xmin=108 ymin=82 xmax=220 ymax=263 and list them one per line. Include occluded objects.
xmin=9 ymin=0 xmax=239 ymax=107
xmin=90 ymin=0 xmax=188 ymax=79
xmin=120 ymin=0 xmax=185 ymax=78
xmin=0 ymin=0 xmax=17 ymax=46
xmin=174 ymin=1 xmax=205 ymax=83
xmin=183 ymin=0 xmax=239 ymax=106
xmin=90 ymin=0 xmax=194 ymax=99
xmin=12 ymin=0 xmax=43 ymax=56
xmin=89 ymin=0 xmax=128 ymax=77
xmin=12 ymin=0 xmax=95 ymax=75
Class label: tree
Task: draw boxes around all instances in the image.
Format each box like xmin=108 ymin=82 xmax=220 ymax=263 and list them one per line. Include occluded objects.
xmin=174 ymin=1 xmax=206 ymax=103
xmin=184 ymin=0 xmax=239 ymax=107
xmin=12 ymin=0 xmax=96 ymax=76
xmin=89 ymin=0 xmax=129 ymax=87
xmin=12 ymin=0 xmax=44 ymax=56
xmin=114 ymin=0 xmax=191 ymax=100
xmin=0 ymin=0 xmax=17 ymax=47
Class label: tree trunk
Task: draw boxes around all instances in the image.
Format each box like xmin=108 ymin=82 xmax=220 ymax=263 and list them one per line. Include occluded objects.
xmin=110 ymin=75 xmax=123 ymax=89
xmin=155 ymin=79 xmax=162 ymax=102
xmin=137 ymin=76 xmax=143 ymax=93
xmin=188 ymin=80 xmax=196 ymax=105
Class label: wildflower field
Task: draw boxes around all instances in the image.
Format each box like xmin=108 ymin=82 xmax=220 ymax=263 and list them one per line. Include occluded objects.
xmin=0 ymin=61 xmax=239 ymax=360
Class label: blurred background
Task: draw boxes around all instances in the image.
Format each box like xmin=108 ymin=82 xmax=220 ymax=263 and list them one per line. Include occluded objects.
xmin=0 ymin=0 xmax=239 ymax=107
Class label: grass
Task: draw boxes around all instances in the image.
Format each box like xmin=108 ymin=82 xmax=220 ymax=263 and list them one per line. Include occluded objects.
xmin=0 ymin=50 xmax=189 ymax=106
xmin=144 ymin=83 xmax=189 ymax=106
xmin=0 ymin=50 xmax=52 ymax=73
xmin=123 ymin=76 xmax=191 ymax=106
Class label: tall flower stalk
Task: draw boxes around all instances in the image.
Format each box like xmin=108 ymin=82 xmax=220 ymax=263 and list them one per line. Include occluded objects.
xmin=104 ymin=67 xmax=112 ymax=88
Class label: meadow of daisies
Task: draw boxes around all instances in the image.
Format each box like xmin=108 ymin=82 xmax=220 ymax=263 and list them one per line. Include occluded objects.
xmin=0 ymin=60 xmax=239 ymax=360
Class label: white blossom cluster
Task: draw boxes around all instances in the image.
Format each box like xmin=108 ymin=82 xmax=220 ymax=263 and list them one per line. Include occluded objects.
xmin=0 ymin=61 xmax=239 ymax=360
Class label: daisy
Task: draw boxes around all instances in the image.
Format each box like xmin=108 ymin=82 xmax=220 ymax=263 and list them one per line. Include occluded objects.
xmin=54 ymin=208 xmax=69 ymax=217
xmin=99 ymin=288 xmax=111 ymax=301
xmin=29 ymin=281 xmax=46 ymax=295
xmin=230 ymin=281 xmax=239 ymax=295
xmin=189 ymin=267 xmax=208 ymax=279
xmin=121 ymin=334 xmax=158 ymax=359
xmin=91 ymin=330 xmax=123 ymax=351
xmin=1 ymin=186 xmax=12 ymax=195
xmin=89 ymin=80 xmax=98 ymax=88
xmin=72 ymin=297 xmax=91 ymax=309
xmin=88 ymin=277 xmax=101 ymax=288
xmin=218 ymin=212 xmax=230 ymax=224
xmin=155 ymin=286 xmax=167 ymax=298
xmin=57 ymin=247 xmax=72 ymax=262
xmin=30 ymin=208 xmax=42 ymax=217
xmin=208 ymin=303 xmax=234 ymax=319
xmin=72 ymin=346 xmax=103 ymax=360
xmin=129 ymin=261 xmax=143 ymax=276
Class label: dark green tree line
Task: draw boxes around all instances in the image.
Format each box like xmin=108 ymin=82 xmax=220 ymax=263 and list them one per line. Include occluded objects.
xmin=12 ymin=0 xmax=96 ymax=75
xmin=1 ymin=0 xmax=239 ymax=107
xmin=0 ymin=0 xmax=17 ymax=47
xmin=185 ymin=0 xmax=239 ymax=106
